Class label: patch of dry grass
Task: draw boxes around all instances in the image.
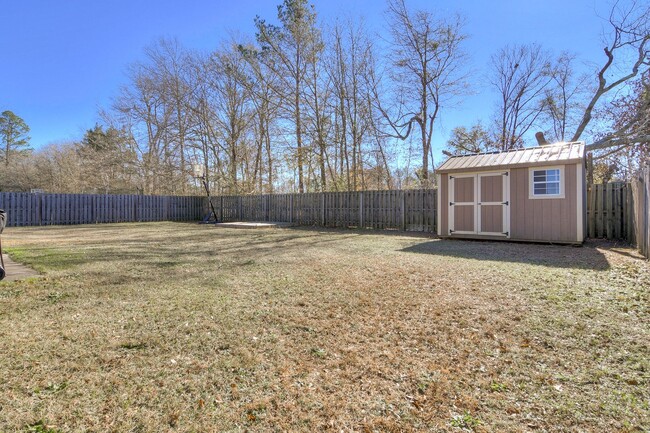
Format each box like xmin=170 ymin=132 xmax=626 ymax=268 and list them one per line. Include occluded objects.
xmin=0 ymin=223 xmax=648 ymax=432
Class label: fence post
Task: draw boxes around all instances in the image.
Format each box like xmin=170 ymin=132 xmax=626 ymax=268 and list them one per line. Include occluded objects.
xmin=289 ymin=194 xmax=293 ymax=224
xmin=38 ymin=193 xmax=44 ymax=226
xmin=627 ymin=183 xmax=633 ymax=244
xmin=640 ymin=167 xmax=650 ymax=258
xmin=605 ymin=183 xmax=613 ymax=239
xmin=432 ymin=189 xmax=437 ymax=233
xmin=400 ymin=191 xmax=406 ymax=231
xmin=588 ymin=185 xmax=595 ymax=238
xmin=359 ymin=191 xmax=364 ymax=229
xmin=321 ymin=193 xmax=325 ymax=227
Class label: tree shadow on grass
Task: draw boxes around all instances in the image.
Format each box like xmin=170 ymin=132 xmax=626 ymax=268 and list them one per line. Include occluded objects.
xmin=4 ymin=227 xmax=364 ymax=273
xmin=5 ymin=223 xmax=617 ymax=272
xmin=401 ymin=239 xmax=612 ymax=271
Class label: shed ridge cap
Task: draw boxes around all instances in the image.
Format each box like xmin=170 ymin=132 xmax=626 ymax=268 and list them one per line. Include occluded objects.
xmin=438 ymin=141 xmax=585 ymax=172
xmin=447 ymin=141 xmax=584 ymax=159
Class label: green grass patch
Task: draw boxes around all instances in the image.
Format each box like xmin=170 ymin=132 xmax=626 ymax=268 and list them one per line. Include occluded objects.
xmin=6 ymin=247 xmax=87 ymax=272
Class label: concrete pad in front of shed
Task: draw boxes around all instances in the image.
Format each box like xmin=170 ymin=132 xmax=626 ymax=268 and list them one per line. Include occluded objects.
xmin=1 ymin=254 xmax=40 ymax=282
xmin=214 ymin=221 xmax=292 ymax=229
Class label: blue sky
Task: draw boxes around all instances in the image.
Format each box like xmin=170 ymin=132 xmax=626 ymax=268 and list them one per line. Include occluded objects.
xmin=1 ymin=0 xmax=610 ymax=161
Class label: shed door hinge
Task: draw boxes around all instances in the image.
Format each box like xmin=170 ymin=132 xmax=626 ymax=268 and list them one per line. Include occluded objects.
xmin=503 ymin=231 xmax=509 ymax=236
xmin=503 ymin=172 xmax=509 ymax=176
xmin=450 ymin=202 xmax=454 ymax=206
xmin=502 ymin=201 xmax=509 ymax=205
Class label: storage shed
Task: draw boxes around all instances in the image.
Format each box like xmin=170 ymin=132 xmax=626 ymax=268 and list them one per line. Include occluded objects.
xmin=436 ymin=142 xmax=586 ymax=244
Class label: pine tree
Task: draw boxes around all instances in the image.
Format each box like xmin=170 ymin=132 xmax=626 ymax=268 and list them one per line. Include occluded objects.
xmin=0 ymin=110 xmax=31 ymax=165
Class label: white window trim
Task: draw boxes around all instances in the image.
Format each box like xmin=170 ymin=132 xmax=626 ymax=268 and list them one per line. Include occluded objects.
xmin=529 ymin=166 xmax=565 ymax=199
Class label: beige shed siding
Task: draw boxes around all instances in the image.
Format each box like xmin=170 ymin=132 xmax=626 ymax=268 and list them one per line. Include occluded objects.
xmin=438 ymin=162 xmax=582 ymax=242
xmin=509 ymin=164 xmax=578 ymax=242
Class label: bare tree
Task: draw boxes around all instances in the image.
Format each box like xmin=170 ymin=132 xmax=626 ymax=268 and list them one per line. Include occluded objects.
xmin=112 ymin=64 xmax=174 ymax=195
xmin=327 ymin=19 xmax=380 ymax=190
xmin=590 ymin=73 xmax=649 ymax=178
xmin=143 ymin=38 xmax=195 ymax=193
xmin=240 ymin=46 xmax=282 ymax=193
xmin=444 ymin=122 xmax=495 ymax=155
xmin=302 ymin=24 xmax=330 ymax=191
xmin=490 ymin=44 xmax=553 ymax=150
xmin=204 ymin=46 xmax=254 ymax=193
xmin=249 ymin=0 xmax=323 ymax=193
xmin=542 ymin=53 xmax=590 ymax=142
xmin=379 ymin=0 xmax=469 ymax=185
xmin=248 ymin=59 xmax=280 ymax=193
xmin=183 ymin=51 xmax=227 ymax=195
xmin=576 ymin=0 xmax=649 ymax=151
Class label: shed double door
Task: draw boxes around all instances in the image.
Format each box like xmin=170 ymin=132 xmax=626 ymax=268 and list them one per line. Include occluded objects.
xmin=448 ymin=172 xmax=510 ymax=237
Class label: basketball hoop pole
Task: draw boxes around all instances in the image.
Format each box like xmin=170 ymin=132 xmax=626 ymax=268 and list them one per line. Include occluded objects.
xmin=192 ymin=161 xmax=218 ymax=223
xmin=200 ymin=173 xmax=219 ymax=223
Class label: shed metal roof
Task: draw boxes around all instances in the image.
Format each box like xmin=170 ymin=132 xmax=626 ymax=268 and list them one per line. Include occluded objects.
xmin=437 ymin=142 xmax=585 ymax=173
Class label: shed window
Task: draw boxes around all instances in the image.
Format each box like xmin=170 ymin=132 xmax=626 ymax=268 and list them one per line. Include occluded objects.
xmin=529 ymin=167 xmax=564 ymax=199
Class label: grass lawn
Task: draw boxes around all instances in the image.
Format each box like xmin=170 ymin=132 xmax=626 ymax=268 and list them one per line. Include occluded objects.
xmin=0 ymin=222 xmax=648 ymax=432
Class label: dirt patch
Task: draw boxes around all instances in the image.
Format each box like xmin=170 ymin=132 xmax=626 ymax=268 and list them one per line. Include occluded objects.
xmin=0 ymin=223 xmax=647 ymax=432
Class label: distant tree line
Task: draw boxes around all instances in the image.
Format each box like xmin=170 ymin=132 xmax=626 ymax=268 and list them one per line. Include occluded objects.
xmin=1 ymin=0 xmax=648 ymax=193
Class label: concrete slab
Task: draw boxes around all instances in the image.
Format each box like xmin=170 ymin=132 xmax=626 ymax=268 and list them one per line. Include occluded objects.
xmin=1 ymin=254 xmax=40 ymax=282
xmin=215 ymin=221 xmax=292 ymax=229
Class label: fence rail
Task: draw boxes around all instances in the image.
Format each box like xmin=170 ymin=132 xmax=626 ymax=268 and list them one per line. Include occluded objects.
xmin=212 ymin=189 xmax=438 ymax=232
xmin=0 ymin=193 xmax=205 ymax=227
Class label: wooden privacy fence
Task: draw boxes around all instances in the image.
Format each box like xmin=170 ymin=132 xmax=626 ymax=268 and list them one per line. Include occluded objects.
xmin=1 ymin=179 xmax=647 ymax=256
xmin=586 ymin=182 xmax=635 ymax=241
xmin=0 ymin=192 xmax=204 ymax=227
xmin=0 ymin=189 xmax=437 ymax=232
xmin=213 ymin=189 xmax=438 ymax=232
xmin=586 ymin=176 xmax=650 ymax=259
